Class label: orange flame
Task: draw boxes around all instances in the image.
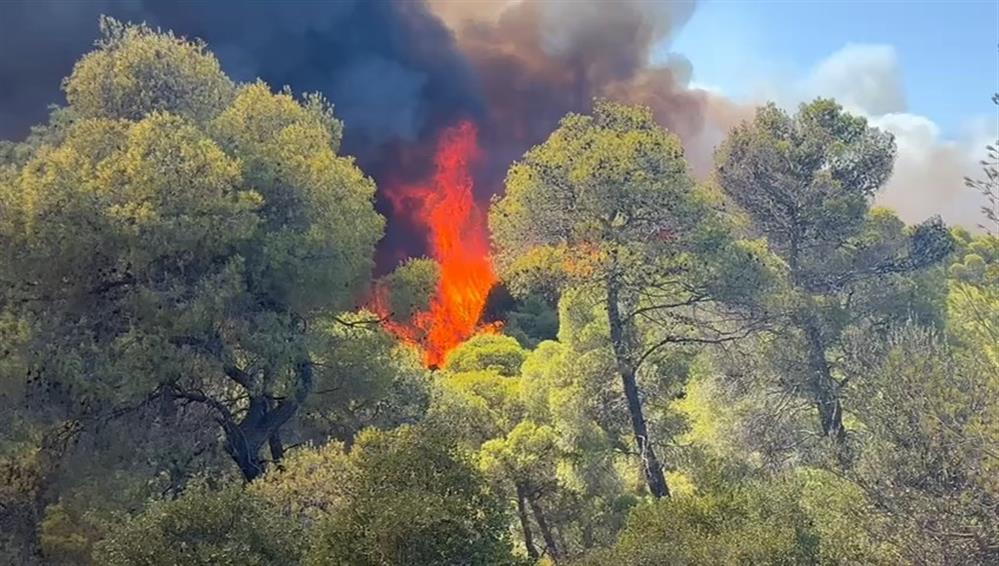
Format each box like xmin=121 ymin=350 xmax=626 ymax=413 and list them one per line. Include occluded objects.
xmin=378 ymin=121 xmax=499 ymax=367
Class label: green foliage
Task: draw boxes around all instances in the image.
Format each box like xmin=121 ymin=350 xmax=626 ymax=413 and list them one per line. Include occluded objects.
xmin=716 ymin=99 xmax=896 ymax=255
xmin=431 ymin=369 xmax=524 ymax=446
xmin=304 ymin=426 xmax=520 ymax=566
xmin=502 ymin=293 xmax=559 ymax=348
xmin=947 ymin=234 xmax=999 ymax=365
xmin=304 ymin=313 xmax=430 ymax=442
xmin=0 ymin=17 xmax=994 ymax=565
xmin=493 ymin=99 xmax=695 ymax=291
xmin=576 ymin=475 xmax=821 ymax=566
xmin=93 ymin=483 xmax=303 ymax=566
xmin=0 ymin=19 xmax=385 ymax=483
xmin=444 ymin=333 xmax=527 ymax=377
xmin=0 ymin=448 xmax=45 ymax=565
xmin=843 ymin=324 xmax=999 ymax=563
xmin=210 ymin=80 xmax=382 ymax=312
xmin=492 ymin=98 xmax=772 ymax=307
xmin=376 ymin=257 xmax=440 ymax=321
xmin=250 ymin=441 xmax=353 ymax=522
xmin=715 ymin=99 xmax=954 ymax=442
xmin=795 ymin=469 xmax=895 ymax=564
xmin=39 ymin=503 xmax=94 ymax=565
xmin=426 ymin=298 xmax=651 ymax=560
xmin=479 ymin=420 xmax=560 ymax=493
xmin=527 ymin=290 xmax=635 ymax=451
xmin=65 ymin=17 xmax=234 ymax=123
xmin=492 ymin=99 xmax=776 ymax=498
xmin=715 ymin=99 xmax=952 ymax=314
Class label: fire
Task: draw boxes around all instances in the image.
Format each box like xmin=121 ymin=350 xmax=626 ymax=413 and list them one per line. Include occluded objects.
xmin=378 ymin=121 xmax=499 ymax=367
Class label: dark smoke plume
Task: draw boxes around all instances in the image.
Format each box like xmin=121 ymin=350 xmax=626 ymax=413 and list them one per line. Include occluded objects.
xmin=432 ymin=0 xmax=751 ymax=178
xmin=0 ymin=0 xmax=734 ymax=265
xmin=0 ymin=1 xmax=482 ymax=162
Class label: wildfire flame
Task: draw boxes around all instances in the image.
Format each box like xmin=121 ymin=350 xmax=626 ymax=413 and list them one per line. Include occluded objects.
xmin=377 ymin=121 xmax=500 ymax=367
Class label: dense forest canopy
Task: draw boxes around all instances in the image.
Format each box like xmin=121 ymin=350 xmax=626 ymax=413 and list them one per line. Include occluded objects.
xmin=1 ymin=19 xmax=997 ymax=566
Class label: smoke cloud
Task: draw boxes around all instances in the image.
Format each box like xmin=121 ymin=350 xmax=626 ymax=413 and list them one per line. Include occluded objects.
xmin=435 ymin=0 xmax=737 ymax=179
xmin=780 ymin=43 xmax=995 ymax=231
xmin=873 ymin=113 xmax=993 ymax=231
xmin=0 ymin=1 xmax=483 ymax=165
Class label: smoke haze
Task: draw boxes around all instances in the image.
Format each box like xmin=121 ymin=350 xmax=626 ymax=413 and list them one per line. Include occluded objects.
xmin=775 ymin=43 xmax=995 ymax=230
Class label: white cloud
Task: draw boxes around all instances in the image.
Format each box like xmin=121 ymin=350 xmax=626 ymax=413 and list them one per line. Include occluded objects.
xmin=770 ymin=43 xmax=995 ymax=231
xmin=871 ymin=113 xmax=990 ymax=229
xmin=803 ymin=44 xmax=907 ymax=116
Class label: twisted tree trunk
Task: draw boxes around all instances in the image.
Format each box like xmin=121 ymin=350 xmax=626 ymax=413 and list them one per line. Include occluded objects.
xmin=220 ymin=360 xmax=314 ymax=481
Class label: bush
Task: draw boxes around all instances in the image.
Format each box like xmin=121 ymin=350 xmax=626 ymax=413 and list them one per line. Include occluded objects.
xmin=574 ymin=476 xmax=820 ymax=566
xmin=93 ymin=484 xmax=303 ymax=566
xmin=304 ymin=426 xmax=521 ymax=566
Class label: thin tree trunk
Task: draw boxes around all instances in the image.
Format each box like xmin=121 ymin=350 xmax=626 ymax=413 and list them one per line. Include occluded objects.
xmin=606 ymin=280 xmax=671 ymax=498
xmin=528 ymin=495 xmax=560 ymax=561
xmin=268 ymin=430 xmax=285 ymax=463
xmin=515 ymin=483 xmax=540 ymax=560
xmin=555 ymin=524 xmax=568 ymax=560
xmin=803 ymin=322 xmax=846 ymax=442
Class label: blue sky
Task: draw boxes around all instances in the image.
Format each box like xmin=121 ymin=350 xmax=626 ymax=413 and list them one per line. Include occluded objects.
xmin=670 ymin=0 xmax=999 ymax=138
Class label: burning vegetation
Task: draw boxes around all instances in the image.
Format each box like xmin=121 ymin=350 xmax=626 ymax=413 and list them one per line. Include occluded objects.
xmin=372 ymin=121 xmax=500 ymax=367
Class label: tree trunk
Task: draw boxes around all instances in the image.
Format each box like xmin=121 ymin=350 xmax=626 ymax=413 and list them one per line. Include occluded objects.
xmin=515 ymin=483 xmax=540 ymax=560
xmin=222 ymin=360 xmax=314 ymax=481
xmin=606 ymin=280 xmax=671 ymax=498
xmin=527 ymin=494 xmax=560 ymax=561
xmin=803 ymin=322 xmax=846 ymax=442
xmin=222 ymin=416 xmax=269 ymax=481
xmin=268 ymin=430 xmax=285 ymax=463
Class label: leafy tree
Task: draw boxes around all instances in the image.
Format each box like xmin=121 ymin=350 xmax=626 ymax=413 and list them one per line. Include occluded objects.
xmin=249 ymin=440 xmax=352 ymax=524
xmin=479 ymin=420 xmax=564 ymax=561
xmin=0 ymin=17 xmax=993 ymax=564
xmin=503 ymin=293 xmax=559 ymax=348
xmin=65 ymin=17 xmax=235 ymax=124
xmin=0 ymin=447 xmax=47 ymax=565
xmin=443 ymin=333 xmax=527 ymax=377
xmin=947 ymin=233 xmax=999 ymax=366
xmin=670 ymin=350 xmax=814 ymax=473
xmin=300 ymin=313 xmax=430 ymax=447
xmin=427 ymin=337 xmax=549 ymax=558
xmin=430 ymin=331 xmax=632 ymax=561
xmin=715 ymin=99 xmax=953 ymax=443
xmin=0 ymin=20 xmax=384 ymax=481
xmin=492 ymin=100 xmax=774 ymax=498
xmin=842 ymin=323 xmax=999 ymax=563
xmin=184 ymin=427 xmax=522 ymax=566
